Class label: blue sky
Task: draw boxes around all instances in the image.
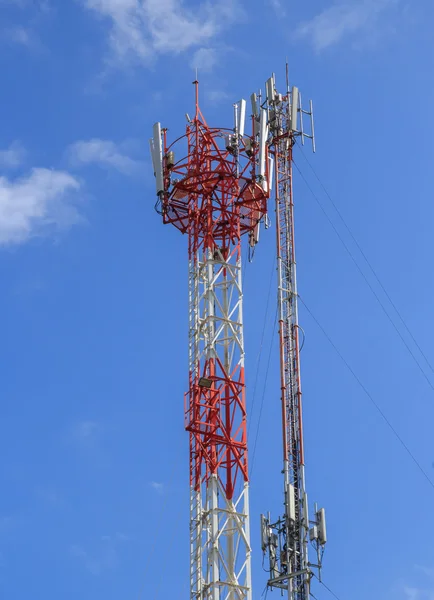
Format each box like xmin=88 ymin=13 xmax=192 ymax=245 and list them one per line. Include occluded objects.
xmin=0 ymin=0 xmax=433 ymax=599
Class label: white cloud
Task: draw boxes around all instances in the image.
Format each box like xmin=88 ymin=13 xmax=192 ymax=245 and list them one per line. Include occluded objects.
xmin=71 ymin=540 xmax=116 ymax=575
xmin=7 ymin=26 xmax=32 ymax=45
xmin=0 ymin=141 xmax=26 ymax=169
xmin=403 ymin=589 xmax=434 ymax=600
xmin=0 ymin=0 xmax=27 ymax=5
xmin=82 ymin=0 xmax=243 ymax=65
xmin=296 ymin=0 xmax=397 ymax=51
xmin=206 ymin=89 xmax=229 ymax=105
xmin=72 ymin=420 xmax=100 ymax=439
xmin=0 ymin=0 xmax=49 ymax=8
xmin=0 ymin=168 xmax=81 ymax=246
xmin=35 ymin=486 xmax=61 ymax=507
xmin=269 ymin=0 xmax=286 ymax=16
xmin=0 ymin=517 xmax=13 ymax=532
xmin=150 ymin=481 xmax=164 ymax=494
xmin=71 ymin=533 xmax=129 ymax=575
xmin=190 ymin=47 xmax=218 ymax=72
xmin=401 ymin=566 xmax=434 ymax=600
xmin=416 ymin=567 xmax=434 ymax=580
xmin=68 ymin=139 xmax=140 ymax=175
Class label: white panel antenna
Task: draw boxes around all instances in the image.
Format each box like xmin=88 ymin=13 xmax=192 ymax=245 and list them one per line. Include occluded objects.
xmin=153 ymin=122 xmax=164 ymax=195
xmin=303 ymin=492 xmax=309 ymax=527
xmin=291 ymin=86 xmax=299 ymax=132
xmin=268 ymin=156 xmax=274 ymax=191
xmin=260 ymin=515 xmax=268 ymax=551
xmin=317 ymin=508 xmax=327 ymax=545
xmin=309 ymin=526 xmax=318 ymax=542
xmin=250 ymin=93 xmax=258 ymax=117
xmin=258 ymin=108 xmax=268 ymax=185
xmin=310 ymin=99 xmax=316 ymax=152
xmin=265 ymin=75 xmax=275 ymax=105
xmin=149 ymin=138 xmax=156 ymax=174
xmin=253 ymin=221 xmax=260 ymax=245
xmin=233 ymin=103 xmax=239 ymax=136
xmin=238 ymin=99 xmax=246 ymax=138
xmin=286 ymin=483 xmax=296 ymax=521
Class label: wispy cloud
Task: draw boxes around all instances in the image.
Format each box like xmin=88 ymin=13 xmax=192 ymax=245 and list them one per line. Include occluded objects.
xmin=190 ymin=47 xmax=218 ymax=72
xmin=205 ymin=89 xmax=229 ymax=105
xmin=0 ymin=0 xmax=50 ymax=9
xmin=35 ymin=485 xmax=62 ymax=507
xmin=0 ymin=0 xmax=27 ymax=6
xmin=0 ymin=168 xmax=81 ymax=246
xmin=149 ymin=481 xmax=164 ymax=494
xmin=72 ymin=420 xmax=100 ymax=440
xmin=417 ymin=567 xmax=434 ymax=580
xmin=81 ymin=0 xmax=243 ymax=66
xmin=71 ymin=533 xmax=129 ymax=575
xmin=4 ymin=25 xmax=34 ymax=46
xmin=1 ymin=1 xmax=51 ymax=49
xmin=403 ymin=588 xmax=434 ymax=600
xmin=296 ymin=0 xmax=398 ymax=52
xmin=0 ymin=141 xmax=26 ymax=169
xmin=0 ymin=517 xmax=13 ymax=533
xmin=401 ymin=565 xmax=434 ymax=600
xmin=268 ymin=0 xmax=286 ymax=17
xmin=68 ymin=139 xmax=141 ymax=175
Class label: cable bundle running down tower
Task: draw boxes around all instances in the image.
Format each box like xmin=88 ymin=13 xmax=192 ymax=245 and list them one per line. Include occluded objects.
xmin=151 ymin=69 xmax=327 ymax=600
xmin=150 ymin=81 xmax=271 ymax=600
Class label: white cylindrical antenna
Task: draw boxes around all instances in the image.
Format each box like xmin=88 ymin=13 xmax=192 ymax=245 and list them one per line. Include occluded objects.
xmin=268 ymin=156 xmax=274 ymax=191
xmin=250 ymin=93 xmax=258 ymax=117
xmin=152 ymin=122 xmax=164 ymax=195
xmin=310 ymin=99 xmax=316 ymax=153
xmin=258 ymin=108 xmax=268 ymax=181
xmin=238 ymin=99 xmax=246 ymax=139
xmin=291 ymin=86 xmax=299 ymax=132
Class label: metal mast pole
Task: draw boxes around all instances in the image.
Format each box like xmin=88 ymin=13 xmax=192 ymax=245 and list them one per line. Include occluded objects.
xmin=151 ymin=83 xmax=270 ymax=600
xmin=258 ymin=72 xmax=326 ymax=600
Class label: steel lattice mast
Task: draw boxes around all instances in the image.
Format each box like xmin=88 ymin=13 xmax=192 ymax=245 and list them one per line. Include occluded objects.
xmin=258 ymin=71 xmax=327 ymax=600
xmin=150 ymin=82 xmax=271 ymax=600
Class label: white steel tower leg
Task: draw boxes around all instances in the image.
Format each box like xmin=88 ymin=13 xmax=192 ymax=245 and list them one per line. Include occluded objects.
xmin=188 ymin=244 xmax=252 ymax=600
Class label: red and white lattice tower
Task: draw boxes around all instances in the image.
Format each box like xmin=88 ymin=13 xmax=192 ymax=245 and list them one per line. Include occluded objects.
xmin=150 ymin=81 xmax=271 ymax=600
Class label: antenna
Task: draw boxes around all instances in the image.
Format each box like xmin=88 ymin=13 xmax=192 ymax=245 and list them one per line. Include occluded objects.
xmin=149 ymin=138 xmax=156 ymax=174
xmin=310 ymin=100 xmax=316 ymax=152
xmin=265 ymin=75 xmax=275 ymax=105
xmin=290 ymin=86 xmax=299 ymax=132
xmin=238 ymin=99 xmax=246 ymax=138
xmin=258 ymin=108 xmax=268 ymax=185
xmin=152 ymin=122 xmax=164 ymax=195
xmin=268 ymin=156 xmax=274 ymax=191
xmin=250 ymin=93 xmax=259 ymax=117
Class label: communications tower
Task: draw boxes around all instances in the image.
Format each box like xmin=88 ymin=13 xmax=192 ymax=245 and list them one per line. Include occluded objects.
xmin=257 ymin=71 xmax=327 ymax=600
xmin=151 ymin=69 xmax=327 ymax=600
xmin=150 ymin=81 xmax=272 ymax=600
